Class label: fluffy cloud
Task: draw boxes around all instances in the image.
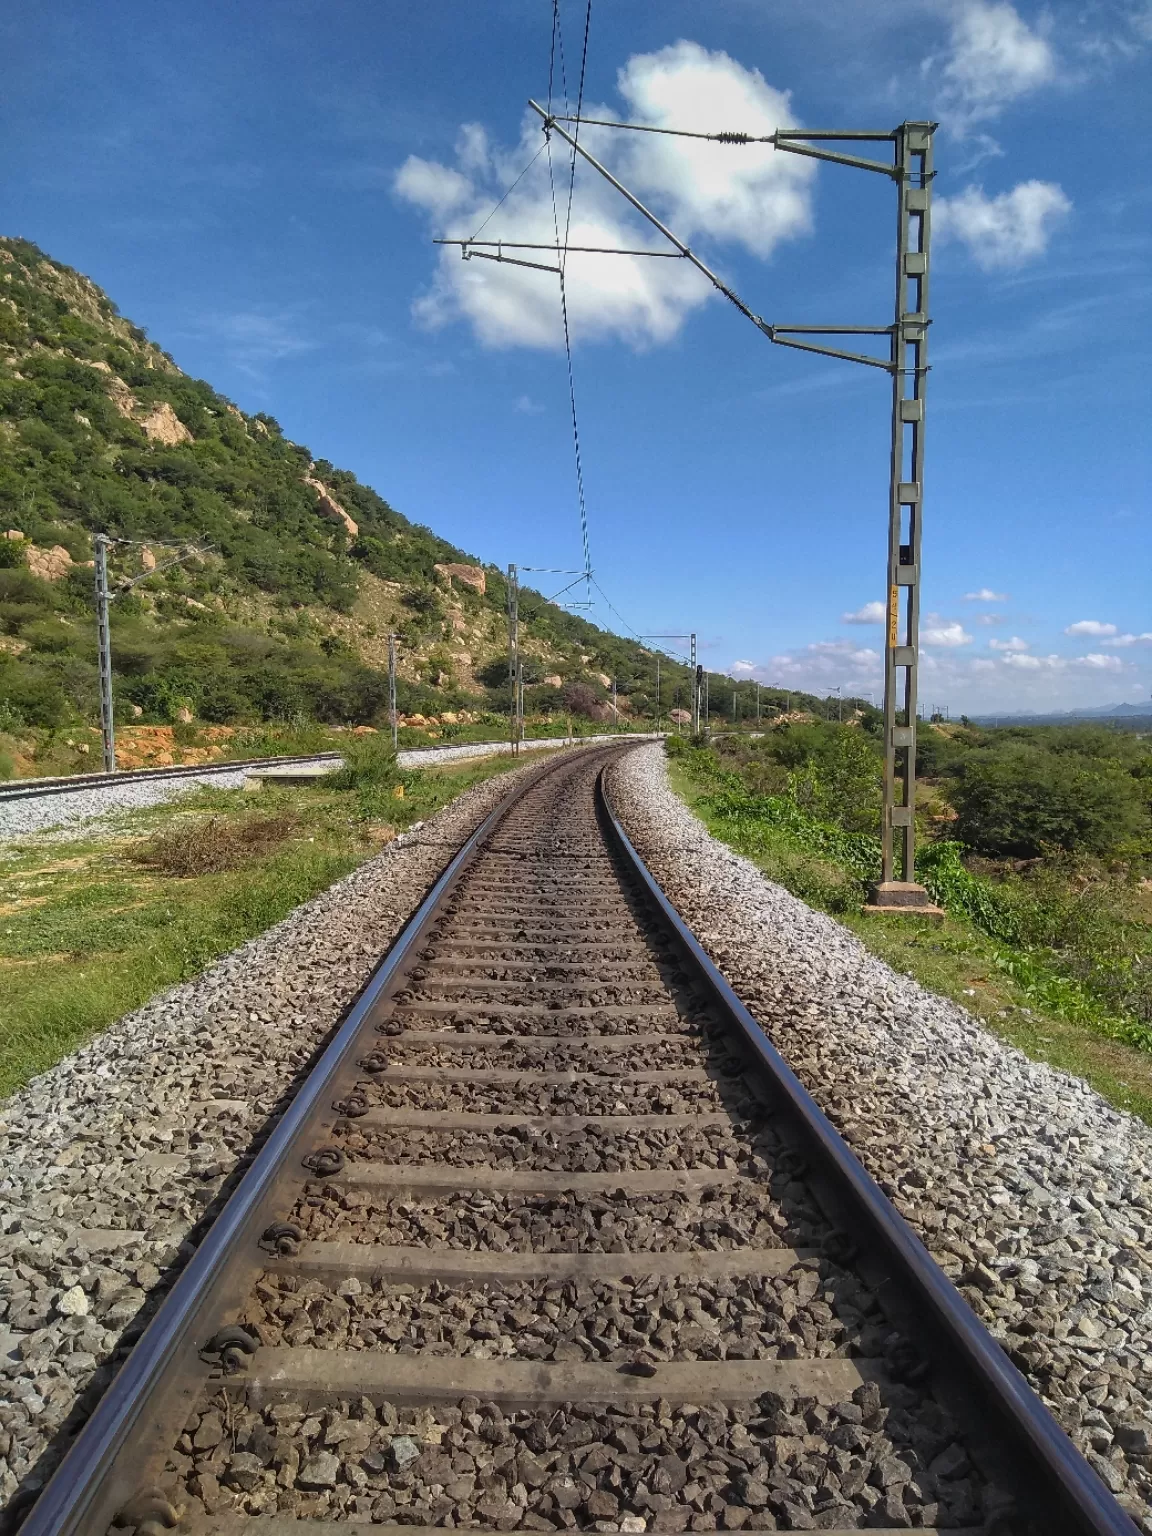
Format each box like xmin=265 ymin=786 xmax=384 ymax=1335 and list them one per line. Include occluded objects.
xmin=963 ymin=587 xmax=1008 ymax=601
xmin=933 ymin=2 xmax=1057 ymax=127
xmin=841 ymin=601 xmax=885 ymax=624
xmin=1065 ymin=619 xmax=1118 ymax=636
xmin=936 ymin=181 xmax=1072 ymax=269
xmin=1078 ymin=653 xmax=1123 ymax=670
xmin=1104 ymin=632 xmax=1152 ymax=647
xmin=513 ymin=394 xmax=544 ymax=415
xmin=394 ymin=42 xmax=814 ymax=349
xmin=989 ymin=635 xmax=1029 ymax=651
xmin=921 ymin=616 xmax=974 ymax=647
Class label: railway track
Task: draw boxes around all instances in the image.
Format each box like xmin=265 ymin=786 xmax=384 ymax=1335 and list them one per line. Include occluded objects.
xmin=13 ymin=746 xmax=1134 ymax=1535
xmin=0 ymin=754 xmax=344 ymax=804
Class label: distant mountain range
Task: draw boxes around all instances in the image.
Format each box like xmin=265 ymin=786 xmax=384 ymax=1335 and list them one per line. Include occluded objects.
xmin=972 ymin=701 xmax=1152 ymax=725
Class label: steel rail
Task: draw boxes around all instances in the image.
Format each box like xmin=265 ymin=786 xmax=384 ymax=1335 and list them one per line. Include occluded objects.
xmin=14 ymin=746 xmax=625 ymax=1536
xmin=597 ymin=766 xmax=1136 ymax=1536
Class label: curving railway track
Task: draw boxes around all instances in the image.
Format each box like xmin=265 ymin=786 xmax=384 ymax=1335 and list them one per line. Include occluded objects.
xmin=12 ymin=747 xmax=1135 ymax=1535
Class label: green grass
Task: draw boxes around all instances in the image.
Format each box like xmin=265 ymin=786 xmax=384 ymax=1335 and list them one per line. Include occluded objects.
xmin=667 ymin=755 xmax=1152 ymax=1127
xmin=0 ymin=747 xmax=541 ymax=1096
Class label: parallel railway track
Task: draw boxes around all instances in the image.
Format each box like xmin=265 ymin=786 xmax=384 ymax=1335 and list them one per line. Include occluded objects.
xmin=13 ymin=747 xmax=1134 ymax=1534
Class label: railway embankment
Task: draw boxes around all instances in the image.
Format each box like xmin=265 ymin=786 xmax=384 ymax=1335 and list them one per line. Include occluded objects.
xmin=608 ymin=743 xmax=1152 ymax=1529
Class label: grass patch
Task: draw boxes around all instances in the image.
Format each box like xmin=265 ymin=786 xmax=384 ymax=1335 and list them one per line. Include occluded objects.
xmin=667 ymin=753 xmax=1152 ymax=1127
xmin=0 ymin=745 xmax=544 ymax=1096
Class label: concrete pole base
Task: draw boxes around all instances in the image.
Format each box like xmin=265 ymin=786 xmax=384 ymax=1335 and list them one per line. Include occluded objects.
xmin=863 ymin=880 xmax=945 ymax=919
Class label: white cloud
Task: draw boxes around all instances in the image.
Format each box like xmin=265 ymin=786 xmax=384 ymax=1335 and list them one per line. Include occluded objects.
xmin=989 ymin=635 xmax=1029 ymax=651
xmin=976 ymin=613 xmax=1005 ymax=626
xmin=841 ymin=601 xmax=885 ymax=624
xmin=933 ymin=2 xmax=1058 ymax=127
xmin=393 ymin=157 xmax=474 ymax=215
xmin=394 ymin=42 xmax=814 ymax=350
xmin=936 ymin=181 xmax=1072 ymax=270
xmin=1103 ymin=631 xmax=1152 ymax=647
xmin=963 ymin=587 xmax=1008 ymax=601
xmin=1077 ymin=653 xmax=1123 ymax=671
xmin=731 ymin=659 xmax=757 ymax=674
xmin=921 ymin=616 xmax=974 ymax=647
xmin=1065 ymin=619 xmax=1118 ymax=636
xmin=513 ymin=394 xmax=544 ymax=415
xmin=1003 ymin=651 xmax=1045 ymax=669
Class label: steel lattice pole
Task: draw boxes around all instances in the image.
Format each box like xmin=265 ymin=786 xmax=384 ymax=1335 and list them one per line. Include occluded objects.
xmin=94 ymin=536 xmax=116 ymax=774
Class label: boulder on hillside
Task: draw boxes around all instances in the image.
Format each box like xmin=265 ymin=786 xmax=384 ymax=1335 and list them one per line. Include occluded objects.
xmin=670 ymin=708 xmax=692 ymax=725
xmin=543 ymin=674 xmax=563 ymax=687
xmin=24 ymin=544 xmax=75 ymax=582
xmin=433 ymin=562 xmax=486 ymax=596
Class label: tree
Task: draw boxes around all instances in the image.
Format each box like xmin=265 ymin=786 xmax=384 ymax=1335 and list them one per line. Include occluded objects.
xmin=951 ymin=748 xmax=1149 ymax=857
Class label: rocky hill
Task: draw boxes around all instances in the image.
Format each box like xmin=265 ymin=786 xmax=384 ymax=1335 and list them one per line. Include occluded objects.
xmin=0 ymin=236 xmax=819 ymax=753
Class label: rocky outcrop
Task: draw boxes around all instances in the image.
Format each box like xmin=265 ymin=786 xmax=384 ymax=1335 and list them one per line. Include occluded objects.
xmin=24 ymin=544 xmax=75 ymax=582
xmin=138 ymin=402 xmax=193 ymax=446
xmin=303 ymin=476 xmax=358 ymax=540
xmin=102 ymin=377 xmax=193 ymax=446
xmin=433 ymin=562 xmax=486 ymax=595
xmin=543 ymin=674 xmax=563 ymax=687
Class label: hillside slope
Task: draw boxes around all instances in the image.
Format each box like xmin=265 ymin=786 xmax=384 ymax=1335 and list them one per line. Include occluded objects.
xmin=0 ymin=236 xmax=826 ymax=763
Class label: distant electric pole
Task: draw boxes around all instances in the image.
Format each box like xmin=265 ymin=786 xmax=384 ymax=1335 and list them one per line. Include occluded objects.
xmin=506 ymin=563 xmax=520 ymax=754
xmin=387 ymin=632 xmax=399 ymax=751
xmin=834 ymin=685 xmax=843 ymax=724
xmin=93 ymin=534 xmax=210 ymax=775
xmin=611 ymin=675 xmax=617 ymax=727
xmin=94 ymin=536 xmax=116 ymax=774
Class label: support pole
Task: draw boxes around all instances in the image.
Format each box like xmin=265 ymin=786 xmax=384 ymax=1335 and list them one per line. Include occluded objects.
xmin=387 ymin=632 xmax=399 ymax=752
xmin=94 ymin=535 xmax=116 ymax=774
xmin=872 ymin=121 xmax=937 ymax=912
xmin=691 ymin=633 xmax=699 ymax=736
xmin=506 ymin=564 xmax=520 ymax=756
xmin=655 ymin=656 xmax=661 ymax=731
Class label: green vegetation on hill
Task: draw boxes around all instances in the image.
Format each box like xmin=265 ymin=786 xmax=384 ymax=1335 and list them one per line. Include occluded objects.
xmin=0 ymin=236 xmax=865 ymax=773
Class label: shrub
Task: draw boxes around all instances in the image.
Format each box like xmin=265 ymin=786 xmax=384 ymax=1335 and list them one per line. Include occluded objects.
xmin=951 ymin=748 xmax=1149 ymax=857
xmin=131 ymin=812 xmax=299 ymax=876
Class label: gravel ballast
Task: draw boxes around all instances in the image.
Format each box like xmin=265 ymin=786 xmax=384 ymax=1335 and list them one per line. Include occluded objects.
xmin=0 ymin=748 xmax=589 ymax=1512
xmin=608 ymin=743 xmax=1152 ymax=1530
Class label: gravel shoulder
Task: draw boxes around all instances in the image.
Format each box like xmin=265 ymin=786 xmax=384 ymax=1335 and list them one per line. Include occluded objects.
xmin=0 ymin=748 xmax=580 ymax=1513
xmin=608 ymin=742 xmax=1152 ymax=1532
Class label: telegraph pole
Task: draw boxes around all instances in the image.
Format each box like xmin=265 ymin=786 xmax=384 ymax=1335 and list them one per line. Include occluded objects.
xmin=387 ymin=632 xmax=399 ymax=751
xmin=611 ymin=675 xmax=617 ymax=727
xmin=517 ymin=106 xmax=936 ymax=909
xmin=94 ymin=535 xmax=116 ymax=773
xmin=756 ymin=683 xmax=761 ymax=725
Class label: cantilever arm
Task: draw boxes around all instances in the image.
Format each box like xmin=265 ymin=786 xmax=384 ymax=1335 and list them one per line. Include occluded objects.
xmin=527 ymin=101 xmax=895 ymax=372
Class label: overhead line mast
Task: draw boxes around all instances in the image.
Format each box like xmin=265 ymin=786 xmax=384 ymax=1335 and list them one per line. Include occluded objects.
xmin=511 ymin=102 xmax=937 ymax=911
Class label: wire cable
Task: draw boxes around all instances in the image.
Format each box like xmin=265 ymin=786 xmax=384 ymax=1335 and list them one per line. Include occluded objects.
xmin=469 ymin=143 xmax=548 ymax=243
xmin=545 ymin=0 xmax=594 ymax=603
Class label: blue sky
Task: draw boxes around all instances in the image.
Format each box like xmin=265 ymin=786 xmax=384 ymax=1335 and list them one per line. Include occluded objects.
xmin=3 ymin=0 xmax=1149 ymax=713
